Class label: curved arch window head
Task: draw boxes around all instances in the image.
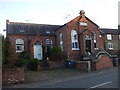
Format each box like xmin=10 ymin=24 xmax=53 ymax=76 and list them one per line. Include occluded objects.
xmin=46 ymin=39 xmax=52 ymax=48
xmin=71 ymin=30 xmax=79 ymax=50
xmin=59 ymin=33 xmax=63 ymax=51
xmin=16 ymin=39 xmax=24 ymax=52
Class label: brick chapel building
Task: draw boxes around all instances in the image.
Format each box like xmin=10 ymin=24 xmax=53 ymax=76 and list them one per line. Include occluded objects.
xmin=6 ymin=10 xmax=107 ymax=61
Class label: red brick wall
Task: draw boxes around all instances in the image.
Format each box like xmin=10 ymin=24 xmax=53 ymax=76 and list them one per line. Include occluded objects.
xmin=55 ymin=16 xmax=81 ymax=60
xmin=95 ymin=55 xmax=113 ymax=70
xmin=76 ymin=62 xmax=88 ymax=71
xmin=2 ymin=67 xmax=24 ymax=85
xmin=7 ymin=34 xmax=55 ymax=61
xmin=48 ymin=61 xmax=65 ymax=69
xmin=55 ymin=15 xmax=104 ymax=61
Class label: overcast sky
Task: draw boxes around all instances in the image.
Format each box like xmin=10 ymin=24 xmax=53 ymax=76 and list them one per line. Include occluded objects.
xmin=0 ymin=0 xmax=119 ymax=35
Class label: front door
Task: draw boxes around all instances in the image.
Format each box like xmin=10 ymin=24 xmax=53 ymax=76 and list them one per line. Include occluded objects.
xmin=34 ymin=44 xmax=42 ymax=60
xmin=86 ymin=40 xmax=92 ymax=53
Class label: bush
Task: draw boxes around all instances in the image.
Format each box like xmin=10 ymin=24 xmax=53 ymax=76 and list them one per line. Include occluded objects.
xmin=18 ymin=51 xmax=30 ymax=60
xmin=15 ymin=59 xmax=27 ymax=67
xmin=27 ymin=59 xmax=39 ymax=70
xmin=50 ymin=47 xmax=65 ymax=61
xmin=2 ymin=37 xmax=10 ymax=65
xmin=15 ymin=59 xmax=40 ymax=70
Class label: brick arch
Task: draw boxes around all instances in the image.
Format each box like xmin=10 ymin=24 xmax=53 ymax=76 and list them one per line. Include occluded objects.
xmin=30 ymin=34 xmax=44 ymax=59
xmin=31 ymin=35 xmax=43 ymax=45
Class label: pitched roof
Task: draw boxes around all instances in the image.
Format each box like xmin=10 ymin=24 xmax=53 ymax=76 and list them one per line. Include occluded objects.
xmin=54 ymin=15 xmax=99 ymax=32
xmin=7 ymin=22 xmax=61 ymax=35
xmin=100 ymin=28 xmax=119 ymax=35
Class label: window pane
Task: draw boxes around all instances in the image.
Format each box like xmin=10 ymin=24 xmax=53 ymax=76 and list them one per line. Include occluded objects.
xmin=16 ymin=45 xmax=23 ymax=52
xmin=107 ymin=34 xmax=112 ymax=40
xmin=75 ymin=42 xmax=78 ymax=48
xmin=16 ymin=39 xmax=24 ymax=44
xmin=72 ymin=43 xmax=74 ymax=48
xmin=46 ymin=39 xmax=52 ymax=48
xmin=71 ymin=30 xmax=79 ymax=50
xmin=108 ymin=43 xmax=113 ymax=49
xmin=16 ymin=39 xmax=24 ymax=52
xmin=94 ymin=43 xmax=96 ymax=48
xmin=59 ymin=33 xmax=63 ymax=51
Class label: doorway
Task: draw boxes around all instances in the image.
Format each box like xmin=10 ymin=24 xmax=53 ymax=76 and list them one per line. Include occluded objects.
xmin=34 ymin=41 xmax=42 ymax=60
xmin=85 ymin=35 xmax=92 ymax=53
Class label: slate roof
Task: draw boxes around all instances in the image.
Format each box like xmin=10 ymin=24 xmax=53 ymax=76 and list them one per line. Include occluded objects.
xmin=7 ymin=22 xmax=61 ymax=35
xmin=100 ymin=28 xmax=120 ymax=35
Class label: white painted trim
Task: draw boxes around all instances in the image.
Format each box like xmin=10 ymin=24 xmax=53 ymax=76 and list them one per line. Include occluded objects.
xmin=72 ymin=48 xmax=80 ymax=50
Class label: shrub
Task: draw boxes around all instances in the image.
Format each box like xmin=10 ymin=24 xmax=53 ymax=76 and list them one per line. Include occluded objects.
xmin=50 ymin=46 xmax=65 ymax=61
xmin=27 ymin=59 xmax=39 ymax=70
xmin=2 ymin=36 xmax=17 ymax=64
xmin=2 ymin=37 xmax=10 ymax=65
xmin=15 ymin=59 xmax=27 ymax=67
xmin=18 ymin=51 xmax=30 ymax=60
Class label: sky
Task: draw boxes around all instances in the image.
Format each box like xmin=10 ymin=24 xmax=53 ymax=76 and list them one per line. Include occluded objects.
xmin=0 ymin=0 xmax=119 ymax=35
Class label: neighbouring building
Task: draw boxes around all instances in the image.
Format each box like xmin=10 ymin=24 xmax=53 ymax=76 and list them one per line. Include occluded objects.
xmin=101 ymin=28 xmax=120 ymax=57
xmin=6 ymin=10 xmax=117 ymax=62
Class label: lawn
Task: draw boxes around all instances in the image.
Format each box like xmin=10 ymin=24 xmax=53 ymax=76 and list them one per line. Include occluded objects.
xmin=24 ymin=68 xmax=87 ymax=83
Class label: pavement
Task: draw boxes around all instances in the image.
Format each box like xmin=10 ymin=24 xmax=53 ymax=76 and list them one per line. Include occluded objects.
xmin=3 ymin=67 xmax=119 ymax=89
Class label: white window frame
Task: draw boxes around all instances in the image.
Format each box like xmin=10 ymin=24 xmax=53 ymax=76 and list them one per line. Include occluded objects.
xmin=59 ymin=33 xmax=63 ymax=51
xmin=80 ymin=22 xmax=88 ymax=26
xmin=16 ymin=39 xmax=24 ymax=53
xmin=71 ymin=30 xmax=79 ymax=50
xmin=108 ymin=43 xmax=113 ymax=50
xmin=107 ymin=34 xmax=112 ymax=40
xmin=46 ymin=39 xmax=52 ymax=48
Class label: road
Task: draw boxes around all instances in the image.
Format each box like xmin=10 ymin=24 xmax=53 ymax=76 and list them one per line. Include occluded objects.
xmin=4 ymin=67 xmax=119 ymax=89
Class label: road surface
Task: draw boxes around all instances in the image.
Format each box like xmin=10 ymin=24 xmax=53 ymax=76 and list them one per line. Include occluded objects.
xmin=3 ymin=67 xmax=119 ymax=89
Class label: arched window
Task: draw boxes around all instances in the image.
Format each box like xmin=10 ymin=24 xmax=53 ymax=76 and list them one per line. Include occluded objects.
xmin=16 ymin=39 xmax=24 ymax=52
xmin=92 ymin=31 xmax=97 ymax=48
xmin=46 ymin=39 xmax=52 ymax=48
xmin=59 ymin=32 xmax=63 ymax=51
xmin=71 ymin=30 xmax=79 ymax=50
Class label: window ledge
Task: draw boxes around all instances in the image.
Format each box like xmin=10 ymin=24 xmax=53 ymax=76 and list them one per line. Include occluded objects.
xmin=72 ymin=48 xmax=80 ymax=50
xmin=108 ymin=48 xmax=114 ymax=50
xmin=94 ymin=48 xmax=98 ymax=50
xmin=16 ymin=51 xmax=23 ymax=53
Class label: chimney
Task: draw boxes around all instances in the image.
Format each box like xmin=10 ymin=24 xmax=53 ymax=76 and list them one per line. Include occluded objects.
xmin=79 ymin=10 xmax=87 ymax=22
xmin=79 ymin=10 xmax=85 ymax=16
xmin=6 ymin=20 xmax=9 ymax=24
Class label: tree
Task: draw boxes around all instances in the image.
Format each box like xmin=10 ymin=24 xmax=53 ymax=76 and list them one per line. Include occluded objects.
xmin=2 ymin=37 xmax=11 ymax=65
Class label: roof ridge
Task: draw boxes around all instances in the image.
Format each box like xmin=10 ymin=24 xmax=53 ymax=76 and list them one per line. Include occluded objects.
xmin=8 ymin=21 xmax=61 ymax=26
